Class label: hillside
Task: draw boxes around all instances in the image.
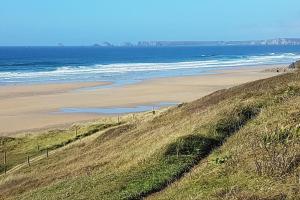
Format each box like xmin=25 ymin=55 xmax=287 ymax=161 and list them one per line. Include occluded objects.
xmin=0 ymin=68 xmax=300 ymax=199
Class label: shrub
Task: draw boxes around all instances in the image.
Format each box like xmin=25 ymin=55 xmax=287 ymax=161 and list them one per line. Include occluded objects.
xmin=215 ymin=104 xmax=261 ymax=140
xmin=251 ymin=126 xmax=300 ymax=178
xmin=164 ymin=135 xmax=219 ymax=158
xmin=274 ymin=84 xmax=300 ymax=103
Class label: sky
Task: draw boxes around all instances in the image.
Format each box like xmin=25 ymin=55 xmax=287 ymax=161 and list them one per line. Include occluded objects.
xmin=1 ymin=0 xmax=300 ymax=46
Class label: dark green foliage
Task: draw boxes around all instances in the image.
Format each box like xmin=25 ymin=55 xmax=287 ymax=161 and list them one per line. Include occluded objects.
xmin=215 ymin=105 xmax=260 ymax=140
xmin=107 ymin=135 xmax=221 ymax=200
xmin=164 ymin=135 xmax=219 ymax=158
xmin=0 ymin=165 xmax=5 ymax=173
xmin=126 ymin=105 xmax=262 ymax=199
xmin=0 ymin=137 xmax=15 ymax=145
xmin=120 ymin=157 xmax=193 ymax=200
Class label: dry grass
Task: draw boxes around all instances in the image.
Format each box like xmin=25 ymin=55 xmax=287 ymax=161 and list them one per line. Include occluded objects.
xmin=0 ymin=71 xmax=299 ymax=199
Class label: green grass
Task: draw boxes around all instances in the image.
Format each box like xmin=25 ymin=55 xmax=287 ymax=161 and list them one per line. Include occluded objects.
xmin=0 ymin=70 xmax=299 ymax=200
xmin=0 ymin=121 xmax=121 ymax=174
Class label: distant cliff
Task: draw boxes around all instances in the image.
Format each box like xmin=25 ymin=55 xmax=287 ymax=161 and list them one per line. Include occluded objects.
xmin=91 ymin=38 xmax=300 ymax=47
xmin=135 ymin=38 xmax=300 ymax=47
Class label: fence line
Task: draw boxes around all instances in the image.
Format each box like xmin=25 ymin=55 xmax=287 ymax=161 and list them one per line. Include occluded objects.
xmin=0 ymin=122 xmax=126 ymax=176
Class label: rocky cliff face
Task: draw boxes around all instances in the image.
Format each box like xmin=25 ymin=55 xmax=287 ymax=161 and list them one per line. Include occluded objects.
xmin=135 ymin=38 xmax=300 ymax=47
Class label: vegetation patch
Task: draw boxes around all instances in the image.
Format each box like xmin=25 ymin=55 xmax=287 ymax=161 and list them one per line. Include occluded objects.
xmin=213 ymin=103 xmax=261 ymax=141
xmin=0 ymin=122 xmax=121 ymax=174
xmin=123 ymin=104 xmax=262 ymax=199
xmin=164 ymin=135 xmax=219 ymax=158
xmin=0 ymin=137 xmax=16 ymax=145
xmin=273 ymin=84 xmax=300 ymax=103
xmin=251 ymin=125 xmax=300 ymax=178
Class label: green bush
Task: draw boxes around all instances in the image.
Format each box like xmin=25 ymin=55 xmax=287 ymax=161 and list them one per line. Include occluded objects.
xmin=215 ymin=104 xmax=260 ymax=140
xmin=164 ymin=135 xmax=219 ymax=158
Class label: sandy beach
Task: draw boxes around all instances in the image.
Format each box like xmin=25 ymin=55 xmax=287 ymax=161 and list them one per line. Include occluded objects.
xmin=0 ymin=65 xmax=283 ymax=135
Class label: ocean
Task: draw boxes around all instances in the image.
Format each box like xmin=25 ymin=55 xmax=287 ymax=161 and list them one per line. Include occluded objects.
xmin=1 ymin=45 xmax=300 ymax=86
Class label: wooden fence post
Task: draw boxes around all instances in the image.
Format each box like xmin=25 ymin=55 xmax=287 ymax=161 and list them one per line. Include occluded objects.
xmin=4 ymin=151 xmax=6 ymax=165
xmin=152 ymin=106 xmax=155 ymax=115
xmin=3 ymin=151 xmax=6 ymax=174
xmin=46 ymin=148 xmax=49 ymax=158
xmin=188 ymin=115 xmax=192 ymax=133
xmin=27 ymin=155 xmax=30 ymax=166
xmin=75 ymin=126 xmax=78 ymax=137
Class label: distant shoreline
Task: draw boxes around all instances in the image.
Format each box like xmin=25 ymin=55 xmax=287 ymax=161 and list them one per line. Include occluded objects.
xmin=2 ymin=38 xmax=300 ymax=47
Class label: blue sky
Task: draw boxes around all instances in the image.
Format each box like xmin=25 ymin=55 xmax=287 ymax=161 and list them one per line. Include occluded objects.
xmin=1 ymin=0 xmax=300 ymax=45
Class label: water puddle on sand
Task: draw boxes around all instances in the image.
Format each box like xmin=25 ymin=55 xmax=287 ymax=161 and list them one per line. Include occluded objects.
xmin=58 ymin=102 xmax=179 ymax=115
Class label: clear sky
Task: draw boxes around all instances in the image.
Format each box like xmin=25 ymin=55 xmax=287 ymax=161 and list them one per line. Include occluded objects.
xmin=1 ymin=0 xmax=300 ymax=45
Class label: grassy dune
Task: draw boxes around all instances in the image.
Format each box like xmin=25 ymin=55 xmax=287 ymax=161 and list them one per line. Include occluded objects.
xmin=0 ymin=69 xmax=300 ymax=199
xmin=0 ymin=118 xmax=122 ymax=174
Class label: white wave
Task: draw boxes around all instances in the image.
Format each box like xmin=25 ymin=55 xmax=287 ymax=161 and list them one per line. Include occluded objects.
xmin=1 ymin=53 xmax=300 ymax=81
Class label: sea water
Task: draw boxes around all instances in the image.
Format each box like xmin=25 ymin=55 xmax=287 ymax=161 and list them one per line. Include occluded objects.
xmin=1 ymin=45 xmax=300 ymax=86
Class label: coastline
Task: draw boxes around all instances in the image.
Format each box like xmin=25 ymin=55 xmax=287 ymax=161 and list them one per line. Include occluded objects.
xmin=0 ymin=65 xmax=285 ymax=136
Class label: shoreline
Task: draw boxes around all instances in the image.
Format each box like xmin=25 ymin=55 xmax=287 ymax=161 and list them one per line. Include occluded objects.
xmin=0 ymin=64 xmax=285 ymax=136
xmin=0 ymin=63 xmax=285 ymax=88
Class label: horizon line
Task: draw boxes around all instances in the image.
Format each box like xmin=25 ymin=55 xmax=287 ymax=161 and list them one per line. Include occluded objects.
xmin=1 ymin=37 xmax=300 ymax=47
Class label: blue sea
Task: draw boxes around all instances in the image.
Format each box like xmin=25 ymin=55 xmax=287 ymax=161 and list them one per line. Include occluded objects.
xmin=1 ymin=45 xmax=300 ymax=86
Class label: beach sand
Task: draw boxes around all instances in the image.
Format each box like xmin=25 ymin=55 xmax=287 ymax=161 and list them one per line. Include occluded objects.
xmin=0 ymin=65 xmax=284 ymax=135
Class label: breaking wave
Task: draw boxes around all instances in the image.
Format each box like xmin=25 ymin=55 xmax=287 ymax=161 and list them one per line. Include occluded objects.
xmin=1 ymin=53 xmax=300 ymax=84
